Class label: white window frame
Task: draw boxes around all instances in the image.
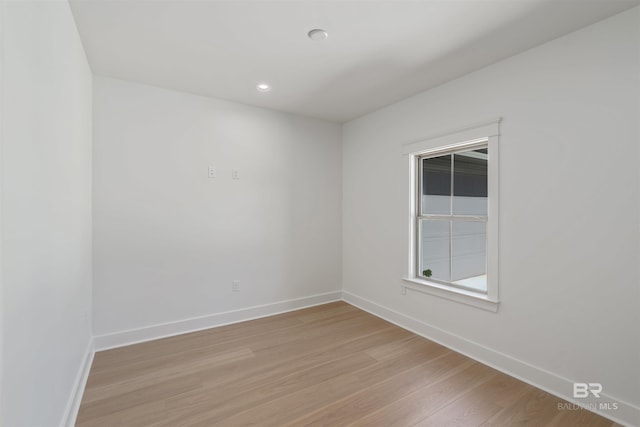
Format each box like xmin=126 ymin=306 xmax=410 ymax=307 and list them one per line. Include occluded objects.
xmin=403 ymin=119 xmax=501 ymax=312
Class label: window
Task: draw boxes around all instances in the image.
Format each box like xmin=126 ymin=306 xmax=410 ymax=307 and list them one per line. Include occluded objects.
xmin=418 ymin=145 xmax=488 ymax=292
xmin=403 ymin=119 xmax=500 ymax=312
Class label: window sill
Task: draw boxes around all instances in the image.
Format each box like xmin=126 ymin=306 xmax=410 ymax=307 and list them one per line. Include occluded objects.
xmin=402 ymin=277 xmax=499 ymax=312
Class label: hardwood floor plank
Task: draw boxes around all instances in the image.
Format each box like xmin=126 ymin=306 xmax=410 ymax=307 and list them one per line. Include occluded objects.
xmin=481 ymin=387 xmax=568 ymax=426
xmin=349 ymin=361 xmax=494 ymax=427
xmin=415 ymin=394 xmax=502 ymax=427
xmin=156 ymin=349 xmax=379 ymax=426
xmin=287 ymin=350 xmax=469 ymax=426
xmin=183 ymin=337 xmax=447 ymax=427
xmin=82 ymin=347 xmax=254 ymax=404
xmin=416 ymin=373 xmax=527 ymax=427
xmin=74 ymin=401 xmax=166 ymax=427
xmin=76 ymin=373 xmax=201 ymax=424
xmin=296 ymin=302 xmax=359 ymax=323
xmin=153 ymin=322 xmax=406 ymax=421
xmin=76 ymin=302 xmax=618 ymax=427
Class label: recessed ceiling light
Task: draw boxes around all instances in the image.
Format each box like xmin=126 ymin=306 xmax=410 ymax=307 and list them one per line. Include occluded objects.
xmin=308 ymin=29 xmax=328 ymax=41
xmin=256 ymin=83 xmax=271 ymax=92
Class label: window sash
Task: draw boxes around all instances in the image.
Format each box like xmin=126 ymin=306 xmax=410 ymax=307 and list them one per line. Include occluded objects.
xmin=415 ymin=143 xmax=488 ymax=293
xmin=417 ymin=141 xmax=488 ymax=217
xmin=415 ymin=217 xmax=488 ymax=294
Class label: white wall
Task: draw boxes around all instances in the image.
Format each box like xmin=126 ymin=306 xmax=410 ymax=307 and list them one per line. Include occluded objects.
xmin=1 ymin=1 xmax=93 ymax=426
xmin=92 ymin=77 xmax=342 ymax=336
xmin=343 ymin=5 xmax=639 ymax=417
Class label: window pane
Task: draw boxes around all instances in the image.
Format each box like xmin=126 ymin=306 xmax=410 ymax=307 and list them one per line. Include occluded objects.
xmin=451 ymin=221 xmax=486 ymax=292
xmin=453 ymin=149 xmax=487 ymax=215
xmin=422 ymin=155 xmax=451 ymax=215
xmin=419 ymin=219 xmax=450 ymax=282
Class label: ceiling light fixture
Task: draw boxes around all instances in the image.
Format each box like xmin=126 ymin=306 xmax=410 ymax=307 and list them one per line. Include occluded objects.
xmin=256 ymin=83 xmax=271 ymax=92
xmin=308 ymin=29 xmax=328 ymax=41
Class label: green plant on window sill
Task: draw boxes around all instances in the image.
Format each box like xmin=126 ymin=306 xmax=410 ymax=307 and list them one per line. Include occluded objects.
xmin=422 ymin=269 xmax=432 ymax=278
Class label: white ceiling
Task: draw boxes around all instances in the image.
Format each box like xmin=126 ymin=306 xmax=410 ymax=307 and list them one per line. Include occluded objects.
xmin=70 ymin=0 xmax=639 ymax=123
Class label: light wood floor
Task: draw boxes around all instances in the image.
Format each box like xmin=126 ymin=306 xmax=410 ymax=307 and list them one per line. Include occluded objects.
xmin=77 ymin=302 xmax=618 ymax=426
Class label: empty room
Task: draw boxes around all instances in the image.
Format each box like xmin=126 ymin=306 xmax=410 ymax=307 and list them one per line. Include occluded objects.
xmin=1 ymin=0 xmax=639 ymax=426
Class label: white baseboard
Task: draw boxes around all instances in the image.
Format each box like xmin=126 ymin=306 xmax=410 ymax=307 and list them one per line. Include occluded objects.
xmin=60 ymin=338 xmax=95 ymax=427
xmin=342 ymin=291 xmax=640 ymax=427
xmin=93 ymin=291 xmax=342 ymax=351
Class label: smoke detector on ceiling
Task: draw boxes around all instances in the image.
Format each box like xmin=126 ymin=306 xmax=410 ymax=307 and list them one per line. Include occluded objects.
xmin=308 ymin=29 xmax=328 ymax=41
